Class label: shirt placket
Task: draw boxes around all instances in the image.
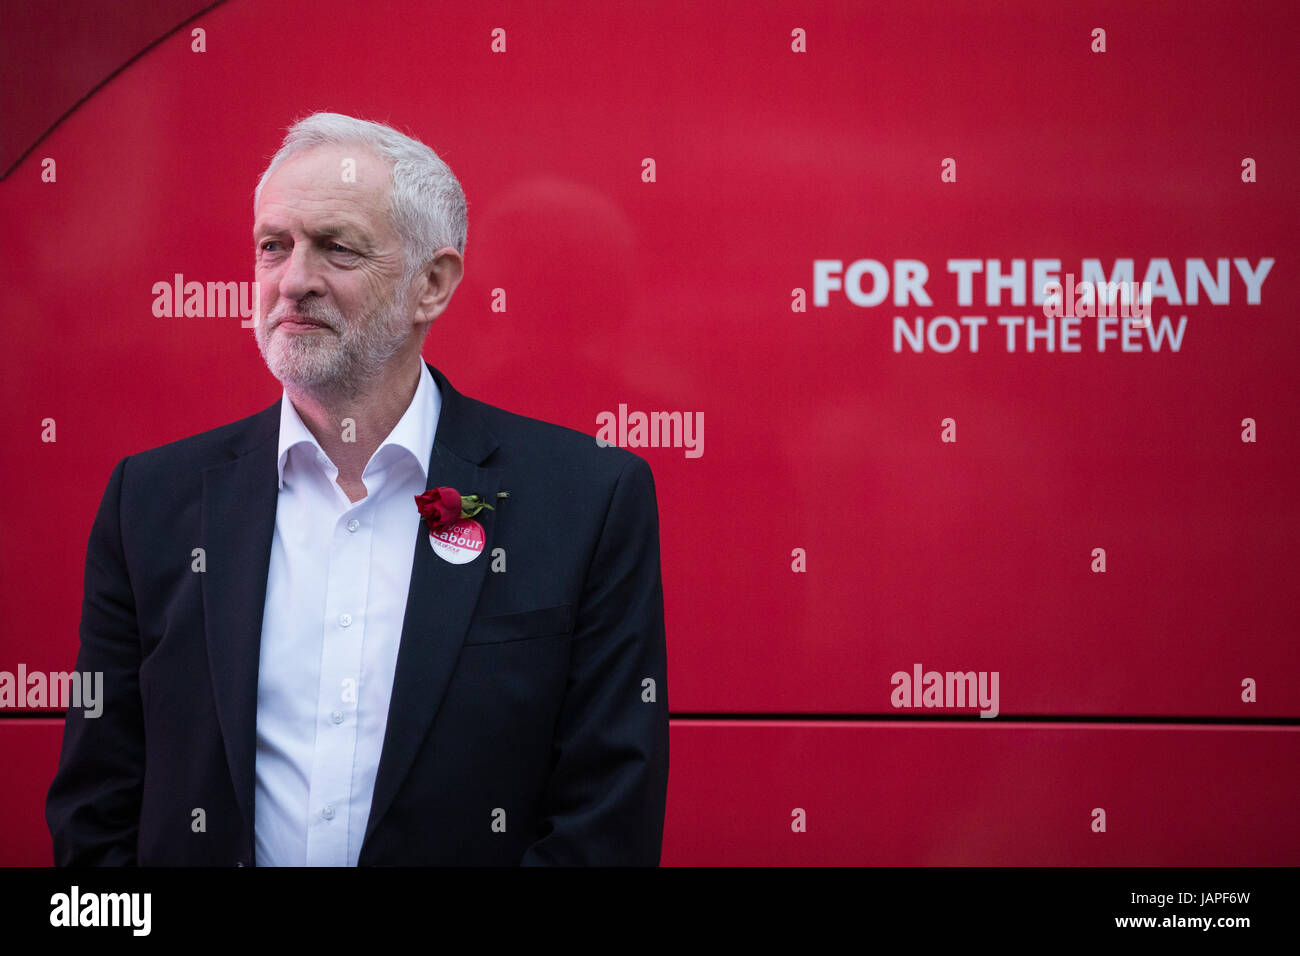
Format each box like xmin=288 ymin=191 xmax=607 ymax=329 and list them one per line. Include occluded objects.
xmin=303 ymin=491 xmax=374 ymax=866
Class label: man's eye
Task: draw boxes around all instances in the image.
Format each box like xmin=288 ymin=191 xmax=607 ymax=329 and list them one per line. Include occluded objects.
xmin=260 ymin=241 xmax=281 ymax=252
xmin=330 ymin=242 xmax=353 ymax=253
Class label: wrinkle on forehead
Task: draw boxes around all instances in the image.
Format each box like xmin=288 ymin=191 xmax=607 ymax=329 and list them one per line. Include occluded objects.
xmin=255 ymin=144 xmax=396 ymax=236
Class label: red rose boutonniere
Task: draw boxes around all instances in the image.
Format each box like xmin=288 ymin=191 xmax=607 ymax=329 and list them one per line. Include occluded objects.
xmin=414 ymin=487 xmax=508 ymax=564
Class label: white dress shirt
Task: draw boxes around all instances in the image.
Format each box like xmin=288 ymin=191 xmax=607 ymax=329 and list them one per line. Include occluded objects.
xmin=254 ymin=360 xmax=441 ymax=866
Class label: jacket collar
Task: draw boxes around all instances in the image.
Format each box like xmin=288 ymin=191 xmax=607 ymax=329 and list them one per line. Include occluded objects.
xmin=230 ymin=360 xmax=498 ymax=468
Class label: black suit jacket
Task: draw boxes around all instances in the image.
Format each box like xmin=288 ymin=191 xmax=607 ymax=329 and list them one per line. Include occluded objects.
xmin=46 ymin=361 xmax=669 ymax=865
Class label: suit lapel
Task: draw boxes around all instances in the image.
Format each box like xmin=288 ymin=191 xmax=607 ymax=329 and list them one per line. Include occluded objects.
xmin=202 ymin=403 xmax=281 ymax=846
xmin=362 ymin=362 xmax=502 ymax=850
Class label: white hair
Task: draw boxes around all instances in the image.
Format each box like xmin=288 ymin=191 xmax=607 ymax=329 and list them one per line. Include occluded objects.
xmin=254 ymin=112 xmax=467 ymax=283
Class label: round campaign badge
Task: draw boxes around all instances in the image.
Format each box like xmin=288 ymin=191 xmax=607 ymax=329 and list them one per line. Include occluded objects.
xmin=428 ymin=519 xmax=485 ymax=564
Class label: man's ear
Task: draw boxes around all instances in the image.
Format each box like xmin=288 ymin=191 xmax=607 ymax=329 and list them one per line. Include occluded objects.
xmin=412 ymin=247 xmax=464 ymax=325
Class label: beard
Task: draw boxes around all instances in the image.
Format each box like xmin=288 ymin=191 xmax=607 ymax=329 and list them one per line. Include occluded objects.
xmin=255 ymin=284 xmax=413 ymax=398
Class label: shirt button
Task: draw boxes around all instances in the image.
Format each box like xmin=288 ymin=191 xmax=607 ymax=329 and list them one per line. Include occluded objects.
xmin=331 ymin=710 xmax=344 ymax=724
xmin=339 ymin=613 xmax=352 ymax=627
xmin=322 ymin=806 xmax=335 ymax=821
xmin=347 ymin=519 xmax=360 ymax=532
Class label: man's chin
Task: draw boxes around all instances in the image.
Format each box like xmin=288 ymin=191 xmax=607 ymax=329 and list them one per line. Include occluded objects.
xmin=273 ymin=367 xmax=345 ymax=391
xmin=263 ymin=349 xmax=345 ymax=392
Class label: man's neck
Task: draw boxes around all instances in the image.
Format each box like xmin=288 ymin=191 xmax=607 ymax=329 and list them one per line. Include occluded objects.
xmin=285 ymin=356 xmax=424 ymax=501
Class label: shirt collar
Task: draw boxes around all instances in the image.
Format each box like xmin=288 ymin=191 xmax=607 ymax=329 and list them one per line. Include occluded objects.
xmin=276 ymin=360 xmax=441 ymax=490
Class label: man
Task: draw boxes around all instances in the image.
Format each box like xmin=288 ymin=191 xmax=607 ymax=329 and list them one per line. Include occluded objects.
xmin=45 ymin=112 xmax=669 ymax=865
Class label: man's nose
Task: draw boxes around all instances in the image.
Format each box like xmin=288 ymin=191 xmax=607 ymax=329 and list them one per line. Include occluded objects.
xmin=276 ymin=244 xmax=326 ymax=300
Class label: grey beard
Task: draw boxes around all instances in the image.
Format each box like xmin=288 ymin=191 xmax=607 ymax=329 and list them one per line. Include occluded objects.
xmin=257 ymin=290 xmax=412 ymax=399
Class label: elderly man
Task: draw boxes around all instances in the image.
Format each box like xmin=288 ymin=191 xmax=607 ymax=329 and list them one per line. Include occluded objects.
xmin=46 ymin=112 xmax=669 ymax=866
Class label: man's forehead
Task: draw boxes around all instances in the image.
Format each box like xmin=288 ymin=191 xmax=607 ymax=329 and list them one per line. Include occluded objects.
xmin=255 ymin=144 xmax=392 ymax=233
